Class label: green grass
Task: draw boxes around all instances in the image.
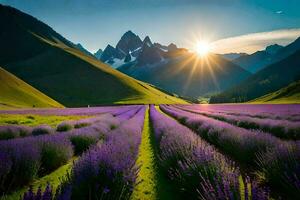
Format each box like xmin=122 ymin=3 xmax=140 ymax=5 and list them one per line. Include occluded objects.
xmin=1 ymin=158 xmax=75 ymax=200
xmin=0 ymin=114 xmax=91 ymax=127
xmin=131 ymin=106 xmax=156 ymax=200
xmin=0 ymin=67 xmax=64 ymax=109
xmin=131 ymin=106 xmax=179 ymax=200
xmin=249 ymin=80 xmax=300 ymax=104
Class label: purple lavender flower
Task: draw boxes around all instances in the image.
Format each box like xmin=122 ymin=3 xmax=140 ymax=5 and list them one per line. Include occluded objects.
xmin=22 ymin=184 xmax=52 ymax=200
xmin=70 ymin=106 xmax=145 ymax=199
xmin=173 ymin=105 xmax=300 ymax=140
xmin=32 ymin=125 xmax=54 ymax=136
xmin=150 ymin=105 xmax=269 ymax=199
xmin=0 ymin=125 xmax=32 ymax=140
xmin=0 ymin=105 xmax=141 ymax=116
xmin=56 ymin=122 xmax=73 ymax=132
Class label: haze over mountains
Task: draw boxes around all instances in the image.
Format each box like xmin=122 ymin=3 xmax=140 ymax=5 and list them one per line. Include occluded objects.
xmin=211 ymin=48 xmax=300 ymax=103
xmin=98 ymin=30 xmax=300 ymax=103
xmin=231 ymin=38 xmax=300 ymax=73
xmin=98 ymin=31 xmax=251 ymax=98
xmin=0 ymin=4 xmax=185 ymax=107
xmin=0 ymin=3 xmax=299 ymax=107
xmin=220 ymin=53 xmax=248 ymax=61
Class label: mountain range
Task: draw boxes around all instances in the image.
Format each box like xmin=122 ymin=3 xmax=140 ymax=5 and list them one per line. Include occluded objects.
xmin=232 ymin=39 xmax=300 ymax=73
xmin=98 ymin=31 xmax=251 ymax=98
xmin=210 ymin=49 xmax=300 ymax=103
xmin=220 ymin=53 xmax=248 ymax=61
xmin=0 ymin=4 xmax=185 ymax=108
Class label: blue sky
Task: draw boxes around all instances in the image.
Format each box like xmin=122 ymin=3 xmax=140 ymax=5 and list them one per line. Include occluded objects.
xmin=2 ymin=0 xmax=300 ymax=53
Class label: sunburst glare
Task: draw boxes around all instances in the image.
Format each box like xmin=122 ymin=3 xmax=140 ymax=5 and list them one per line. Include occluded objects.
xmin=195 ymin=40 xmax=211 ymax=57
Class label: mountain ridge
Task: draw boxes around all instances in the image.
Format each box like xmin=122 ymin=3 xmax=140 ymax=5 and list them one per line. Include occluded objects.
xmin=0 ymin=4 xmax=186 ymax=106
xmin=210 ymin=49 xmax=300 ymax=103
xmin=233 ymin=39 xmax=300 ymax=73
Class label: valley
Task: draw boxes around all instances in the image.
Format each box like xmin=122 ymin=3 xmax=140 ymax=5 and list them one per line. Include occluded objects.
xmin=0 ymin=2 xmax=299 ymax=200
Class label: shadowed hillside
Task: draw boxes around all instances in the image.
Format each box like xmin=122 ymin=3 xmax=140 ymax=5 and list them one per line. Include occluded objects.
xmin=249 ymin=80 xmax=300 ymax=104
xmin=0 ymin=67 xmax=63 ymax=109
xmin=233 ymin=39 xmax=300 ymax=73
xmin=0 ymin=5 xmax=186 ymax=106
xmin=210 ymin=50 xmax=300 ymax=103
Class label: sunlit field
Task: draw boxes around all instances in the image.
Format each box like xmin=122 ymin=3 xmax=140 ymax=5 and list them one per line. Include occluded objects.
xmin=1 ymin=1 xmax=300 ymax=200
xmin=0 ymin=104 xmax=299 ymax=200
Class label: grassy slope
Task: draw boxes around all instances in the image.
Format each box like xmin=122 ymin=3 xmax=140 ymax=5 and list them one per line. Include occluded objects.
xmin=51 ymin=38 xmax=187 ymax=105
xmin=62 ymin=43 xmax=187 ymax=105
xmin=0 ymin=5 xmax=186 ymax=106
xmin=0 ymin=67 xmax=63 ymax=109
xmin=5 ymin=33 xmax=186 ymax=106
xmin=249 ymin=80 xmax=300 ymax=104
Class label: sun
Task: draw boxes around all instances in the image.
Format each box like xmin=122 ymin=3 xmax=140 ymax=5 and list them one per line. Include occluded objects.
xmin=195 ymin=40 xmax=211 ymax=56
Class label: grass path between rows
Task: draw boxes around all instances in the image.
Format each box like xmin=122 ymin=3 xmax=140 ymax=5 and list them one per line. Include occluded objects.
xmin=131 ymin=106 xmax=178 ymax=200
xmin=1 ymin=158 xmax=76 ymax=200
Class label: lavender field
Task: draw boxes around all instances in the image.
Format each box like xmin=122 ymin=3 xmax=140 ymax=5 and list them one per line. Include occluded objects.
xmin=0 ymin=104 xmax=299 ymax=200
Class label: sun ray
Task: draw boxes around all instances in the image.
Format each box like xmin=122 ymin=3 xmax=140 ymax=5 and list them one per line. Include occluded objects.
xmin=195 ymin=40 xmax=211 ymax=57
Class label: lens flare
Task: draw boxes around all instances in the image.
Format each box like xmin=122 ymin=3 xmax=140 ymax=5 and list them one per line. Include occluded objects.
xmin=195 ymin=40 xmax=211 ymax=56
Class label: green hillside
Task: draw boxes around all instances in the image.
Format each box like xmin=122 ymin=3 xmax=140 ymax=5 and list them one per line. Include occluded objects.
xmin=0 ymin=67 xmax=63 ymax=109
xmin=0 ymin=5 xmax=185 ymax=106
xmin=210 ymin=50 xmax=300 ymax=103
xmin=249 ymin=80 xmax=300 ymax=104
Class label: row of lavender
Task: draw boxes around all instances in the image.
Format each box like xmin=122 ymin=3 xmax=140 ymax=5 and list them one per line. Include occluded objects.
xmin=161 ymin=105 xmax=300 ymax=198
xmin=180 ymin=104 xmax=300 ymax=121
xmin=0 ymin=105 xmax=137 ymax=116
xmin=39 ymin=106 xmax=146 ymax=200
xmin=150 ymin=105 xmax=269 ymax=199
xmin=173 ymin=105 xmax=300 ymax=140
xmin=0 ymin=106 xmax=141 ymax=140
xmin=0 ymin=106 xmax=143 ymax=196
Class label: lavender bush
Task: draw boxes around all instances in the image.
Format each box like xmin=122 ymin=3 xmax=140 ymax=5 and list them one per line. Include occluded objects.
xmin=32 ymin=125 xmax=54 ymax=136
xmin=150 ymin=105 xmax=269 ymax=199
xmin=162 ymin=105 xmax=300 ymax=198
xmin=70 ymin=135 xmax=97 ymax=155
xmin=0 ymin=105 xmax=138 ymax=116
xmin=161 ymin=105 xmax=283 ymax=164
xmin=0 ymin=125 xmax=32 ymax=140
xmin=39 ymin=137 xmax=73 ymax=174
xmin=178 ymin=104 xmax=300 ymax=122
xmin=257 ymin=142 xmax=300 ymax=196
xmin=0 ymin=141 xmax=40 ymax=193
xmin=22 ymin=184 xmax=53 ymax=200
xmin=0 ymin=113 xmax=122 ymax=194
xmin=63 ymin=107 xmax=145 ymax=200
xmin=174 ymin=105 xmax=300 ymax=140
xmin=56 ymin=122 xmax=73 ymax=132
xmin=114 ymin=106 xmax=142 ymax=121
